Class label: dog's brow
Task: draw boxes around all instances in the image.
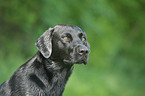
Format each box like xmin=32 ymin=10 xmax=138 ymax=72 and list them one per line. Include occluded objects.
xmin=62 ymin=32 xmax=71 ymax=36
xmin=61 ymin=32 xmax=71 ymax=35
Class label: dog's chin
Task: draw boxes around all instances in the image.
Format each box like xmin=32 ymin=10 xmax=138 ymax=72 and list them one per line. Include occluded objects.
xmin=63 ymin=58 xmax=88 ymax=65
xmin=75 ymin=60 xmax=88 ymax=65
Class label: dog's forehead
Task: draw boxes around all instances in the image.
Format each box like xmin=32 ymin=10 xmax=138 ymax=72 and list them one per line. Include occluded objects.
xmin=54 ymin=25 xmax=84 ymax=34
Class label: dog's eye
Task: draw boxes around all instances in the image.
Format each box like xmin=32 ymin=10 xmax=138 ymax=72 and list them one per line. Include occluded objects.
xmin=82 ymin=37 xmax=86 ymax=41
xmin=62 ymin=33 xmax=72 ymax=41
xmin=63 ymin=36 xmax=68 ymax=40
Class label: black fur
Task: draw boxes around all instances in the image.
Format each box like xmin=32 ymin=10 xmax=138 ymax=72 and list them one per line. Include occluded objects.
xmin=0 ymin=24 xmax=90 ymax=96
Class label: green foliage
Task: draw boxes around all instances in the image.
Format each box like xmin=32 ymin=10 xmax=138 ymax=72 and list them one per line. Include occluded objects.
xmin=0 ymin=0 xmax=145 ymax=96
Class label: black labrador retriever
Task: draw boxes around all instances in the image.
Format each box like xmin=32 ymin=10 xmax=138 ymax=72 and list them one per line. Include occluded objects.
xmin=0 ymin=24 xmax=90 ymax=96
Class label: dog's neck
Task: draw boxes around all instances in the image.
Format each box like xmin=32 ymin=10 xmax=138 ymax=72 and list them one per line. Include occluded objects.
xmin=36 ymin=51 xmax=73 ymax=70
xmin=35 ymin=51 xmax=73 ymax=95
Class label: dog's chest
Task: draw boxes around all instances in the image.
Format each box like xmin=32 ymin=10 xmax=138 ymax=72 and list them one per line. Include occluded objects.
xmin=45 ymin=67 xmax=73 ymax=96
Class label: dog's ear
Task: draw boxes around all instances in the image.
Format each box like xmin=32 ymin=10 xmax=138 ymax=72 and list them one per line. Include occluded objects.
xmin=35 ymin=27 xmax=54 ymax=58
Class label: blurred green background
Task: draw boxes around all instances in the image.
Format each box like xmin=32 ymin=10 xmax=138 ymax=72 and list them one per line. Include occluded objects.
xmin=0 ymin=0 xmax=145 ymax=96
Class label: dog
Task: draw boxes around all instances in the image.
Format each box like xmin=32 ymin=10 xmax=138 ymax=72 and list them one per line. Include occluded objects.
xmin=0 ymin=24 xmax=90 ymax=96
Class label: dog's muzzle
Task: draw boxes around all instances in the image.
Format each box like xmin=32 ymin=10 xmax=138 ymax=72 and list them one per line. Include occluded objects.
xmin=77 ymin=45 xmax=90 ymax=56
xmin=75 ymin=45 xmax=90 ymax=64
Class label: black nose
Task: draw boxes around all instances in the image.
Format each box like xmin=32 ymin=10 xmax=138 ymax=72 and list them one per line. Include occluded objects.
xmin=78 ymin=47 xmax=89 ymax=55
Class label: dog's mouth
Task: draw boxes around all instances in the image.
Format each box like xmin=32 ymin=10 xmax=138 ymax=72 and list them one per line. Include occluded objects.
xmin=63 ymin=55 xmax=88 ymax=65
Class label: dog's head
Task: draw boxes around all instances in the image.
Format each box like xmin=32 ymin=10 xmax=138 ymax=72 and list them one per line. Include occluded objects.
xmin=35 ymin=24 xmax=90 ymax=65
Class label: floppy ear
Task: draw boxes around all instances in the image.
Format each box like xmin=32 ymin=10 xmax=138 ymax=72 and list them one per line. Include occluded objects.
xmin=35 ymin=27 xmax=54 ymax=58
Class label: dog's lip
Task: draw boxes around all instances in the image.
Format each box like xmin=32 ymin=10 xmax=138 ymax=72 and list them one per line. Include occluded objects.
xmin=63 ymin=56 xmax=88 ymax=65
xmin=75 ymin=60 xmax=87 ymax=65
